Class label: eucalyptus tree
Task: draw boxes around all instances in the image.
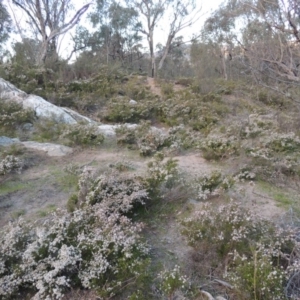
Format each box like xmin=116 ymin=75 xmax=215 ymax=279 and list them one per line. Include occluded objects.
xmin=0 ymin=1 xmax=12 ymax=58
xmin=73 ymin=0 xmax=142 ymax=69
xmin=203 ymin=0 xmax=300 ymax=91
xmin=126 ymin=0 xmax=202 ymax=77
xmin=10 ymin=0 xmax=90 ymax=65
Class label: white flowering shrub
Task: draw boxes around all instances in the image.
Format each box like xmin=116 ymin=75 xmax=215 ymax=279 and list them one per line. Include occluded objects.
xmin=158 ymin=265 xmax=190 ymax=299
xmin=60 ymin=123 xmax=104 ymax=147
xmin=182 ymin=202 xmax=300 ymax=300
xmin=144 ymin=152 xmax=180 ymax=199
xmin=192 ymin=171 xmax=234 ymax=200
xmin=240 ymin=114 xmax=274 ymax=139
xmin=116 ymin=123 xmax=199 ymax=156
xmin=0 ymin=155 xmax=23 ymax=175
xmin=0 ymin=204 xmax=149 ymax=299
xmin=103 ymin=95 xmax=157 ymax=123
xmin=200 ymin=135 xmax=239 ymax=160
xmin=227 ymin=245 xmax=287 ymax=300
xmin=167 ymin=125 xmax=199 ymax=153
xmin=86 ymin=171 xmax=148 ymax=212
xmin=116 ymin=122 xmax=170 ymax=156
xmin=265 ymin=132 xmax=300 ymax=153
xmin=234 ymin=166 xmax=256 ymax=182
xmin=108 ymin=160 xmax=135 ymax=172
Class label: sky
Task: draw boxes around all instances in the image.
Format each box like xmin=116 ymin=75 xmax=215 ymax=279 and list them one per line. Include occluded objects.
xmin=3 ymin=0 xmax=224 ymax=60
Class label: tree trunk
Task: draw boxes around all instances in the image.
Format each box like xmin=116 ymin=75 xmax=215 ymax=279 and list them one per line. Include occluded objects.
xmin=157 ymin=34 xmax=174 ymax=70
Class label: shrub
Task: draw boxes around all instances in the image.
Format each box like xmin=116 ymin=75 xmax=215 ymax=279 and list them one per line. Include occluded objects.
xmin=234 ymin=166 xmax=256 ymax=182
xmin=182 ymin=202 xmax=299 ymax=300
xmin=160 ymin=82 xmax=174 ymax=98
xmin=265 ymin=132 xmax=300 ymax=153
xmin=200 ymin=135 xmax=239 ymax=160
xmin=116 ymin=122 xmax=170 ymax=156
xmin=228 ymin=246 xmax=287 ymax=300
xmin=0 ymin=155 xmax=23 ymax=176
xmin=60 ymin=124 xmax=105 ymax=147
xmin=86 ymin=171 xmax=148 ymax=210
xmin=192 ymin=171 xmax=234 ymax=200
xmin=0 ymin=100 xmax=35 ymax=135
xmin=33 ymin=117 xmax=66 ymax=142
xmin=144 ymin=152 xmax=180 ymax=199
xmin=103 ymin=96 xmax=158 ymax=123
xmin=0 ymin=191 xmax=149 ymax=299
xmin=158 ymin=265 xmax=190 ymax=299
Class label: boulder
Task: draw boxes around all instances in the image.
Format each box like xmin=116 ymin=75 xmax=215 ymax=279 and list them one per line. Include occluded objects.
xmin=97 ymin=124 xmax=138 ymax=137
xmin=0 ymin=136 xmax=20 ymax=147
xmin=0 ymin=78 xmax=76 ymax=124
xmin=21 ymin=141 xmax=73 ymax=157
xmin=61 ymin=107 xmax=95 ymax=124
xmin=129 ymin=99 xmax=137 ymax=105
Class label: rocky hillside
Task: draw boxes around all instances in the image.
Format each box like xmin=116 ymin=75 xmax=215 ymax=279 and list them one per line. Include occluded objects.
xmin=0 ymin=72 xmax=300 ymax=300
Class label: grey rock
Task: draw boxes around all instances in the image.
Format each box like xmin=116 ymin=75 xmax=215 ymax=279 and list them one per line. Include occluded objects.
xmin=22 ymin=141 xmax=73 ymax=156
xmin=21 ymin=123 xmax=34 ymax=131
xmin=97 ymin=124 xmax=138 ymax=137
xmin=0 ymin=136 xmax=20 ymax=146
xmin=129 ymin=99 xmax=137 ymax=105
xmin=0 ymin=78 xmax=76 ymax=124
xmin=61 ymin=107 xmax=95 ymax=124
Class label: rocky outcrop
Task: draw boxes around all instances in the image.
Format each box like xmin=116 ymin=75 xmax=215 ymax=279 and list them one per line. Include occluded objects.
xmin=61 ymin=107 xmax=95 ymax=124
xmin=0 ymin=78 xmax=76 ymax=124
xmin=0 ymin=78 xmax=163 ymax=139
xmin=21 ymin=141 xmax=73 ymax=157
xmin=0 ymin=136 xmax=72 ymax=157
xmin=0 ymin=136 xmax=20 ymax=147
xmin=97 ymin=124 xmax=138 ymax=137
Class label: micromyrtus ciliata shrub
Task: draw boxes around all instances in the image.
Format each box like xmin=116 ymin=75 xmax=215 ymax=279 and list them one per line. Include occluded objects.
xmin=0 ymin=155 xmax=23 ymax=176
xmin=181 ymin=201 xmax=300 ymax=300
xmin=0 ymin=169 xmax=150 ymax=299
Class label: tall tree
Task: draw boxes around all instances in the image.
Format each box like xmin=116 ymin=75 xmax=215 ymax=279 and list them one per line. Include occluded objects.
xmin=0 ymin=1 xmax=12 ymax=58
xmin=74 ymin=0 xmax=142 ymax=68
xmin=203 ymin=0 xmax=300 ymax=89
xmin=11 ymin=0 xmax=90 ymax=65
xmin=127 ymin=0 xmax=202 ymax=77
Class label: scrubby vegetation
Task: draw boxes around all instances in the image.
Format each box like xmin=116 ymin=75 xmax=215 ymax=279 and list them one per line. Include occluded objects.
xmin=2 ymin=0 xmax=300 ymax=297
xmin=1 ymin=60 xmax=300 ymax=299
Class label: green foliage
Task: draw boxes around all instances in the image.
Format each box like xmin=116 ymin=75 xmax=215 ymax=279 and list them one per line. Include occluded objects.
xmin=61 ymin=124 xmax=105 ymax=147
xmin=144 ymin=152 xmax=179 ymax=199
xmin=0 ymin=144 xmax=25 ymax=158
xmin=33 ymin=117 xmax=65 ymax=142
xmin=34 ymin=118 xmax=104 ymax=147
xmin=175 ymin=78 xmax=194 ymax=86
xmin=116 ymin=122 xmax=171 ymax=156
xmin=0 ymin=3 xmax=12 ymax=55
xmin=160 ymin=82 xmax=175 ymax=98
xmin=122 ymin=77 xmax=149 ymax=100
xmin=266 ymin=133 xmax=300 ymax=153
xmin=192 ymin=170 xmax=235 ymax=201
xmin=103 ymin=96 xmax=158 ymax=123
xmin=0 ymin=100 xmax=35 ymax=136
xmin=200 ymin=136 xmax=239 ymax=160
xmin=159 ymin=265 xmax=190 ymax=298
xmin=182 ymin=202 xmax=298 ymax=299
xmin=228 ymin=247 xmax=286 ymax=300
xmin=67 ymin=194 xmax=79 ymax=212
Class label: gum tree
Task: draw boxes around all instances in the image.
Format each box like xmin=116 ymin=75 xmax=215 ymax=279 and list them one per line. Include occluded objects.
xmin=126 ymin=0 xmax=202 ymax=77
xmin=0 ymin=1 xmax=12 ymax=58
xmin=11 ymin=0 xmax=90 ymax=65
